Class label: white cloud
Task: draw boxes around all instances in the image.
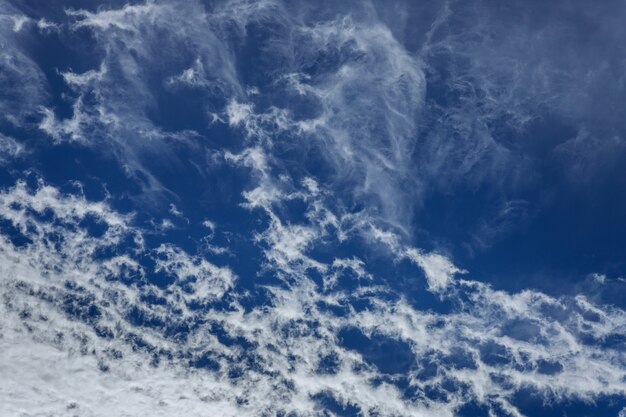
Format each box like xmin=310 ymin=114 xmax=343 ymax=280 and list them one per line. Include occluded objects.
xmin=66 ymin=2 xmax=168 ymax=31
xmin=10 ymin=14 xmax=29 ymax=32
xmin=591 ymin=273 xmax=607 ymax=284
xmin=0 ymin=177 xmax=625 ymax=416
xmin=0 ymin=8 xmax=49 ymax=125
xmin=0 ymin=133 xmax=23 ymax=165
xmin=1 ymin=1 xmax=626 ymax=415
xmin=154 ymin=243 xmax=236 ymax=301
xmin=405 ymin=249 xmax=466 ymax=293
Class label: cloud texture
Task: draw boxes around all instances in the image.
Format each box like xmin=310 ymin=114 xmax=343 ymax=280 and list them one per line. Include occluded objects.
xmin=1 ymin=0 xmax=626 ymax=416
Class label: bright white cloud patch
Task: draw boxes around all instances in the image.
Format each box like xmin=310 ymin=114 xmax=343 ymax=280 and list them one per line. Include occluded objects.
xmin=406 ymin=249 xmax=466 ymax=293
xmin=0 ymin=178 xmax=624 ymax=416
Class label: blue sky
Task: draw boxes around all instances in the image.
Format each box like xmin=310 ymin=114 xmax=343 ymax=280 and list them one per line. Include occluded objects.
xmin=1 ymin=1 xmax=625 ymax=416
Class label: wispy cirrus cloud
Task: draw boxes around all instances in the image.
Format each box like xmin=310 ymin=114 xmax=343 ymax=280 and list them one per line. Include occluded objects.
xmin=1 ymin=1 xmax=626 ymax=415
